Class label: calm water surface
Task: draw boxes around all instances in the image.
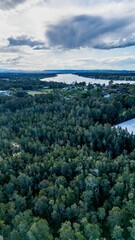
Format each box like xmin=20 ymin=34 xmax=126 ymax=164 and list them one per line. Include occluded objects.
xmin=116 ymin=119 xmax=135 ymax=134
xmin=41 ymin=74 xmax=135 ymax=85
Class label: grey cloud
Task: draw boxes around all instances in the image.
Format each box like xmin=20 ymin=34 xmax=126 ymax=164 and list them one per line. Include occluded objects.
xmin=46 ymin=15 xmax=133 ymax=50
xmin=115 ymin=58 xmax=135 ymax=66
xmin=33 ymin=46 xmax=49 ymax=50
xmin=8 ymin=35 xmax=47 ymax=50
xmin=94 ymin=36 xmax=135 ymax=50
xmin=0 ymin=0 xmax=27 ymax=10
xmin=0 ymin=56 xmax=22 ymax=65
xmin=8 ymin=35 xmax=44 ymax=47
xmin=0 ymin=46 xmax=21 ymax=53
xmin=5 ymin=56 xmax=22 ymax=64
xmin=103 ymin=57 xmax=135 ymax=69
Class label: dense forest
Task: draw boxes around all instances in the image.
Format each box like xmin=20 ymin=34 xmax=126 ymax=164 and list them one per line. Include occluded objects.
xmin=75 ymin=71 xmax=135 ymax=81
xmin=1 ymin=71 xmax=135 ymax=92
xmin=0 ymin=80 xmax=135 ymax=239
xmin=0 ymin=73 xmax=66 ymax=91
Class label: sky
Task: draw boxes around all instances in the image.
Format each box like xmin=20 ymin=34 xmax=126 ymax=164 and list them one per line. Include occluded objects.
xmin=0 ymin=0 xmax=135 ymax=70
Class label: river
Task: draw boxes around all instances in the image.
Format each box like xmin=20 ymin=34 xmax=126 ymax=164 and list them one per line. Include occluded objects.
xmin=40 ymin=74 xmax=135 ymax=85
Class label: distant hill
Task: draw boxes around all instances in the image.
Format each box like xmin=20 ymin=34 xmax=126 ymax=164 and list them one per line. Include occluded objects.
xmin=42 ymin=69 xmax=135 ymax=74
xmin=0 ymin=69 xmax=135 ymax=74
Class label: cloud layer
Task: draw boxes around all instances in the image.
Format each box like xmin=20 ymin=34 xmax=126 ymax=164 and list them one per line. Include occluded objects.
xmin=46 ymin=14 xmax=134 ymax=50
xmin=0 ymin=0 xmax=27 ymax=10
xmin=1 ymin=0 xmax=135 ymax=70
xmin=7 ymin=35 xmax=47 ymax=50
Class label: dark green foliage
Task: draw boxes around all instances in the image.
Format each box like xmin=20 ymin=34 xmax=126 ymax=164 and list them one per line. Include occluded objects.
xmin=75 ymin=71 xmax=135 ymax=81
xmin=0 ymin=73 xmax=66 ymax=91
xmin=0 ymin=81 xmax=135 ymax=239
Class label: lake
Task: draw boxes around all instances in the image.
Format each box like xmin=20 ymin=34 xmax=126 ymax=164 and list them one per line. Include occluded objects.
xmin=0 ymin=91 xmax=10 ymax=95
xmin=116 ymin=118 xmax=135 ymax=134
xmin=40 ymin=74 xmax=135 ymax=85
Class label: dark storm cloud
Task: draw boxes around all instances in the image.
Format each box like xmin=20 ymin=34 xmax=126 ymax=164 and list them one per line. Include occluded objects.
xmin=0 ymin=0 xmax=27 ymax=10
xmin=46 ymin=15 xmax=133 ymax=50
xmin=7 ymin=35 xmax=47 ymax=50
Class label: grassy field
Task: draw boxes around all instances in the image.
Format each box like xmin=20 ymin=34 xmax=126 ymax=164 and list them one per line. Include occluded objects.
xmin=28 ymin=89 xmax=53 ymax=96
